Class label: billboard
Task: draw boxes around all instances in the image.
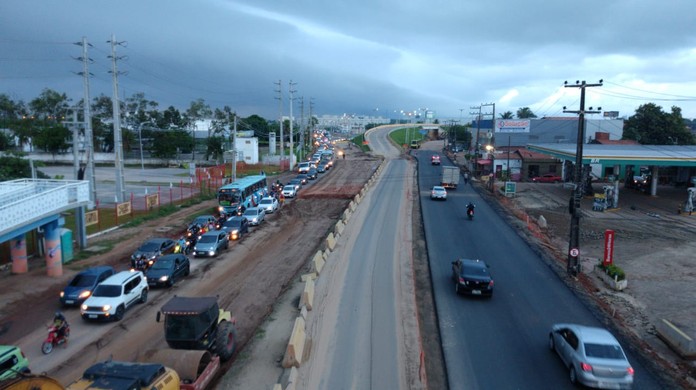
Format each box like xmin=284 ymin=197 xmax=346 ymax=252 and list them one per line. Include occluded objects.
xmin=495 ymin=119 xmax=530 ymax=133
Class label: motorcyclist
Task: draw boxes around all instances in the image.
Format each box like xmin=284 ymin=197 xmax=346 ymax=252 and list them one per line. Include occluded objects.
xmin=466 ymin=202 xmax=475 ymax=215
xmin=177 ymin=236 xmax=187 ymax=254
xmin=53 ymin=311 xmax=69 ymax=342
xmin=217 ymin=213 xmax=227 ymax=229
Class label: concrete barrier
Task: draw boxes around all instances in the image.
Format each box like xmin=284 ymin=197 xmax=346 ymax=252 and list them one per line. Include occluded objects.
xmin=326 ymin=232 xmax=336 ymax=251
xmin=343 ymin=208 xmax=351 ymax=222
xmin=355 ymin=194 xmax=362 ymax=204
xmin=301 ymin=272 xmax=317 ymax=282
xmin=349 ymin=201 xmax=356 ymax=212
xmin=335 ymin=220 xmax=345 ymax=236
xmin=656 ymin=318 xmax=696 ymax=359
xmin=312 ymin=251 xmax=325 ymax=274
xmin=277 ymin=367 xmax=299 ymax=390
xmin=282 ymin=317 xmax=306 ymax=368
xmin=299 ymin=278 xmax=315 ymax=310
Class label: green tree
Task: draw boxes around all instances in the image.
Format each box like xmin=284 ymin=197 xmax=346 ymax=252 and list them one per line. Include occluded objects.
xmin=205 ymin=136 xmax=224 ymax=161
xmin=0 ymin=154 xmax=33 ymax=180
xmin=29 ymin=89 xmax=70 ymax=121
xmin=0 ymin=131 xmax=14 ymax=150
xmin=33 ymin=124 xmax=71 ymax=157
xmin=243 ymin=114 xmax=268 ymax=137
xmin=623 ymin=103 xmax=695 ymax=145
xmin=500 ymin=111 xmax=514 ymax=119
xmin=516 ymin=107 xmax=537 ymax=119
xmin=150 ymin=129 xmax=191 ymax=159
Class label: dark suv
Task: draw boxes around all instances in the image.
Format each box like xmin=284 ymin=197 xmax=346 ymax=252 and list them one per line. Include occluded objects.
xmin=451 ymin=258 xmax=494 ymax=297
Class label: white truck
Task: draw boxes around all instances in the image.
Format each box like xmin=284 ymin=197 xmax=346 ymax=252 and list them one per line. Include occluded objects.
xmin=441 ymin=166 xmax=460 ymax=189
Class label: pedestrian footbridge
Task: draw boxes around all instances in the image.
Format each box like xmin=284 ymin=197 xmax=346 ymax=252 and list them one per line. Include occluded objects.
xmin=0 ymin=179 xmax=90 ymax=276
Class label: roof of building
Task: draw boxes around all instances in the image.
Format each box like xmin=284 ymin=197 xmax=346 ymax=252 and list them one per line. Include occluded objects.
xmin=527 ymin=143 xmax=696 ymax=167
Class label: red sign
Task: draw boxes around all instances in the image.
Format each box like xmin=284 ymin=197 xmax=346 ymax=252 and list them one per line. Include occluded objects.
xmin=603 ymin=229 xmax=615 ymax=266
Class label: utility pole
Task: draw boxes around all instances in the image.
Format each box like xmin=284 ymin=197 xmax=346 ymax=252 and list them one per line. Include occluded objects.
xmin=563 ymin=79 xmax=603 ymax=276
xmin=75 ymin=37 xmax=96 ymax=207
xmin=470 ymin=106 xmax=481 ymax=175
xmin=481 ymin=102 xmax=495 ymax=176
xmin=289 ymin=80 xmax=297 ymax=171
xmin=108 ymin=34 xmax=126 ymax=203
xmin=274 ymin=80 xmax=283 ymax=158
xmin=309 ymin=98 xmax=315 ymax=150
xmin=232 ymin=116 xmax=237 ymax=182
xmin=299 ymin=96 xmax=304 ymax=161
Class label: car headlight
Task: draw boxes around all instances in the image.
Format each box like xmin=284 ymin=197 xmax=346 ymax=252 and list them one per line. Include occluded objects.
xmin=78 ymin=291 xmax=91 ymax=299
xmin=102 ymin=305 xmax=112 ymax=312
xmin=209 ymin=250 xmax=215 ymax=256
xmin=81 ymin=304 xmax=88 ymax=311
xmin=232 ymin=229 xmax=239 ymax=234
xmin=159 ymin=275 xmax=169 ymax=282
xmin=60 ymin=291 xmax=65 ymax=298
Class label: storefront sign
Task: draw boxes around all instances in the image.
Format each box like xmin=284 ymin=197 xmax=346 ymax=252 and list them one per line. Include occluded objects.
xmin=603 ymin=229 xmax=615 ymax=266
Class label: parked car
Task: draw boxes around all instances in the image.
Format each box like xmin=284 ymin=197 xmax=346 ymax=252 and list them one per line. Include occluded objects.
xmin=549 ymin=323 xmax=634 ymax=388
xmin=221 ymin=216 xmax=249 ymax=240
xmin=307 ymin=168 xmax=318 ymax=180
xmin=60 ymin=265 xmax=115 ymax=306
xmin=193 ymin=230 xmax=229 ymax=257
xmin=282 ymin=185 xmax=297 ymax=198
xmin=243 ymin=207 xmax=266 ymax=226
xmin=430 ymin=186 xmax=447 ymax=200
xmin=130 ymin=238 xmax=176 ymax=263
xmin=0 ymin=345 xmax=30 ymax=381
xmin=431 ymin=155 xmax=441 ymax=165
xmin=145 ymin=254 xmax=190 ymax=288
xmin=532 ymin=174 xmax=562 ymax=183
xmin=80 ymin=271 xmax=148 ymax=321
xmin=451 ymin=258 xmax=494 ymax=297
xmin=259 ymin=196 xmax=279 ymax=214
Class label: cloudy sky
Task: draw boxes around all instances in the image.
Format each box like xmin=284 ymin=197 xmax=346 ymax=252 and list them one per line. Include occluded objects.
xmin=2 ymin=0 xmax=696 ymax=122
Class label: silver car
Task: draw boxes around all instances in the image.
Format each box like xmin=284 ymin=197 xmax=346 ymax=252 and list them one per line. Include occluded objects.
xmin=258 ymin=197 xmax=279 ymax=213
xmin=243 ymin=207 xmax=266 ymax=226
xmin=549 ymin=323 xmax=634 ymax=389
xmin=193 ymin=230 xmax=229 ymax=257
xmin=430 ymin=186 xmax=447 ymax=200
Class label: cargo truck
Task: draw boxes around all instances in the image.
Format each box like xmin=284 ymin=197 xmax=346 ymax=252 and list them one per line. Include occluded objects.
xmin=441 ymin=166 xmax=460 ymax=189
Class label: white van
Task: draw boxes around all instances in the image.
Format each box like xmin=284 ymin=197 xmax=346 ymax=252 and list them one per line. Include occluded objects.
xmin=298 ymin=161 xmax=311 ymax=173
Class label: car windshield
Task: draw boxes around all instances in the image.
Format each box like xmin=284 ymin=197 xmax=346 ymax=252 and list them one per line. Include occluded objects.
xmin=224 ymin=220 xmax=241 ymax=228
xmin=462 ymin=264 xmax=488 ymax=276
xmin=152 ymin=259 xmax=173 ymax=270
xmin=244 ymin=210 xmax=257 ymax=217
xmin=260 ymin=199 xmax=272 ymax=205
xmin=584 ymin=343 xmax=626 ymax=360
xmin=194 ymin=217 xmax=212 ymax=225
xmin=138 ymin=242 xmax=160 ymax=251
xmin=69 ymin=274 xmax=97 ymax=287
xmin=92 ymin=284 xmax=121 ymax=297
xmin=284 ymin=186 xmax=295 ymax=190
xmin=198 ymin=235 xmax=216 ymax=244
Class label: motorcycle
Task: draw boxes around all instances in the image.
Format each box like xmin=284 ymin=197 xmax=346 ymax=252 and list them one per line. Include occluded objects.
xmin=467 ymin=207 xmax=475 ymax=220
xmin=42 ymin=324 xmax=70 ymax=354
xmin=131 ymin=256 xmax=154 ymax=272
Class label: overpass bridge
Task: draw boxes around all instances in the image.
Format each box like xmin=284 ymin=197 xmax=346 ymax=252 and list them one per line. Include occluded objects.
xmin=1 ymin=179 xmax=90 ymax=276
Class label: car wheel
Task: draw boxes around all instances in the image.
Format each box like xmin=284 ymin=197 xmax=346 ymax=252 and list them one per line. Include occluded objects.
xmin=114 ymin=305 xmax=125 ymax=321
xmin=569 ymin=366 xmax=578 ymax=385
xmin=167 ymin=278 xmax=174 ymax=288
xmin=548 ymin=334 xmax=555 ymax=351
xmin=140 ymin=289 xmax=148 ymax=303
xmin=184 ymin=266 xmax=190 ymax=277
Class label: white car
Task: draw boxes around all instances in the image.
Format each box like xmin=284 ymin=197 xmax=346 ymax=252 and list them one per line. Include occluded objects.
xmin=430 ymin=186 xmax=447 ymax=200
xmin=282 ymin=185 xmax=297 ymax=198
xmin=259 ymin=197 xmax=279 ymax=213
xmin=80 ymin=271 xmax=148 ymax=321
xmin=243 ymin=207 xmax=266 ymax=226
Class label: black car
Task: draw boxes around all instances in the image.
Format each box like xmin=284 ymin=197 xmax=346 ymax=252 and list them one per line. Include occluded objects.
xmin=295 ymin=174 xmax=309 ymax=185
xmin=131 ymin=238 xmax=177 ymax=263
xmin=145 ymin=254 xmax=190 ymax=288
xmin=221 ymin=216 xmax=250 ymax=240
xmin=316 ymin=164 xmax=327 ymax=173
xmin=451 ymin=258 xmax=494 ymax=297
xmin=306 ymin=169 xmax=318 ymax=180
xmin=288 ymin=178 xmax=303 ymax=190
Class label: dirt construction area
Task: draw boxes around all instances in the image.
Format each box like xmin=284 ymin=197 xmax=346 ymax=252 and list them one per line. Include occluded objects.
xmin=0 ymin=145 xmax=382 ymax=387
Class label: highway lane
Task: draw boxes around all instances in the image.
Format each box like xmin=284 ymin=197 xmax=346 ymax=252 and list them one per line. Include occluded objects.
xmin=303 ymin=127 xmax=415 ymax=389
xmin=416 ymin=147 xmax=663 ymax=389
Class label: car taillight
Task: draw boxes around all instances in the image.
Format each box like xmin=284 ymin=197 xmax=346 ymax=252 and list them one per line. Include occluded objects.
xmin=459 ymin=277 xmax=466 ymax=283
xmin=627 ymin=367 xmax=634 ymax=376
xmin=580 ymin=362 xmax=592 ymax=372
xmin=488 ymin=280 xmax=494 ymax=287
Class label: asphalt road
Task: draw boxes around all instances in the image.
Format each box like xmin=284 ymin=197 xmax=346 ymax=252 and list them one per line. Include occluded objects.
xmin=416 ymin=148 xmax=663 ymax=389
